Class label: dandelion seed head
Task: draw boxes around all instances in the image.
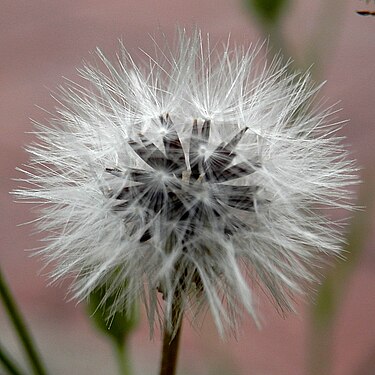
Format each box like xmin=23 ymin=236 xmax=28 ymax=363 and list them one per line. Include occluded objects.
xmin=14 ymin=29 xmax=358 ymax=337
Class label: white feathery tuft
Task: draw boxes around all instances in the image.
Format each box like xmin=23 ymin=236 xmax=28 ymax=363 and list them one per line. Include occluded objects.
xmin=14 ymin=29 xmax=358 ymax=337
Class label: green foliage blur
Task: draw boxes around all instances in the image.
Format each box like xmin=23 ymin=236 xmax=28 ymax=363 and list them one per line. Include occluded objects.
xmin=244 ymin=0 xmax=289 ymax=24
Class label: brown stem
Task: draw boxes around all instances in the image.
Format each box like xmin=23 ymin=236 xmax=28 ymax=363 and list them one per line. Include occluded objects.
xmin=159 ymin=300 xmax=183 ymax=375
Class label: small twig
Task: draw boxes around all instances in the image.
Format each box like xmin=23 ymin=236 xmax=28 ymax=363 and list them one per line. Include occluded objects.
xmin=356 ymin=10 xmax=375 ymax=16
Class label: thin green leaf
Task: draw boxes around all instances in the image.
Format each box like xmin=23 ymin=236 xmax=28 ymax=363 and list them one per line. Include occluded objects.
xmin=86 ymin=284 xmax=139 ymax=345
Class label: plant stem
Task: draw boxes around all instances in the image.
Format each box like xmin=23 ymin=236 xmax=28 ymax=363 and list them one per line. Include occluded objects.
xmin=265 ymin=21 xmax=291 ymax=64
xmin=304 ymin=0 xmax=346 ymax=79
xmin=0 ymin=268 xmax=48 ymax=375
xmin=159 ymin=300 xmax=183 ymax=375
xmin=114 ymin=338 xmax=132 ymax=375
xmin=308 ymin=177 xmax=373 ymax=375
xmin=308 ymin=285 xmax=336 ymax=375
xmin=0 ymin=342 xmax=25 ymax=375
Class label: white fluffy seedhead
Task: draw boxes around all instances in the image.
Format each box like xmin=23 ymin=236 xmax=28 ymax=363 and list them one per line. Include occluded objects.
xmin=15 ymin=29 xmax=357 ymax=337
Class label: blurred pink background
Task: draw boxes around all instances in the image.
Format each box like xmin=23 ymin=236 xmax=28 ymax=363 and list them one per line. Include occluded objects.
xmin=1 ymin=1 xmax=374 ymax=374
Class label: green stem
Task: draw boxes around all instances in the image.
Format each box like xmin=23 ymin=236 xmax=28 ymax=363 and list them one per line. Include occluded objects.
xmin=113 ymin=338 xmax=132 ymax=375
xmin=0 ymin=268 xmax=48 ymax=375
xmin=308 ymin=283 xmax=336 ymax=375
xmin=0 ymin=342 xmax=25 ymax=375
xmin=159 ymin=300 xmax=183 ymax=375
xmin=257 ymin=21 xmax=299 ymax=77
xmin=265 ymin=21 xmax=291 ymax=64
xmin=308 ymin=177 xmax=373 ymax=375
xmin=304 ymin=0 xmax=346 ymax=78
